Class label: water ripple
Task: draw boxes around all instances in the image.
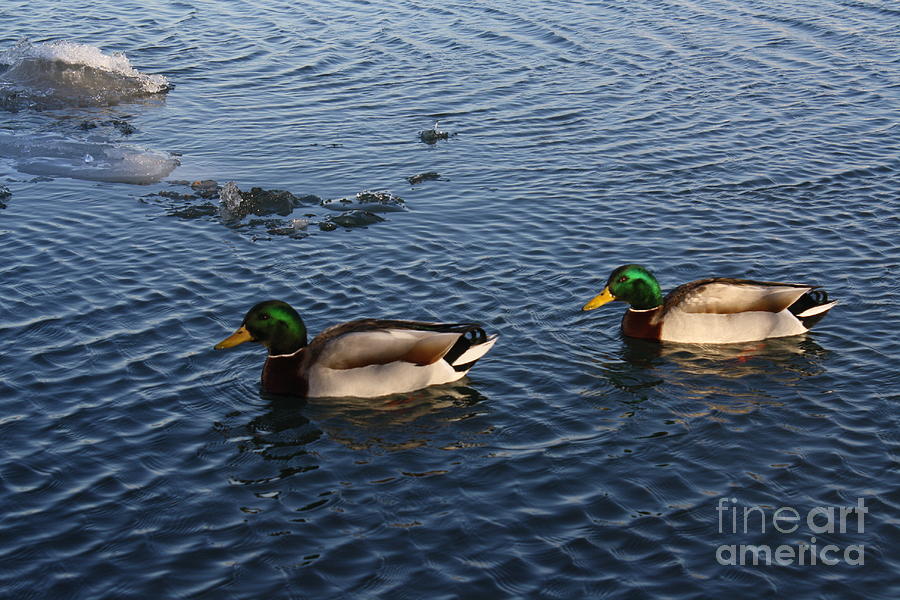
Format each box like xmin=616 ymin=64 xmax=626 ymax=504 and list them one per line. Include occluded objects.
xmin=1 ymin=0 xmax=899 ymax=598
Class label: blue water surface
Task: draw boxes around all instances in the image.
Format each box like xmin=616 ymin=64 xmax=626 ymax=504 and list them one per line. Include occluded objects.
xmin=1 ymin=1 xmax=898 ymax=598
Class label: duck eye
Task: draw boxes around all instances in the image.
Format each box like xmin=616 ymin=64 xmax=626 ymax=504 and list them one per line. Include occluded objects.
xmin=617 ymin=276 xmax=628 ymax=283
xmin=259 ymin=314 xmax=270 ymax=321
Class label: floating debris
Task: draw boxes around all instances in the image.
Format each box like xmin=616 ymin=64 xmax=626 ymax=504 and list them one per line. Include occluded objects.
xmin=321 ymin=190 xmax=406 ymax=213
xmin=168 ymin=203 xmax=218 ymax=219
xmin=149 ymin=180 xmax=396 ymax=236
xmin=320 ymin=210 xmax=385 ymax=230
xmin=406 ymin=171 xmax=442 ymax=185
xmin=419 ymin=121 xmax=451 ymax=144
xmin=112 ymin=119 xmax=137 ymax=135
xmin=78 ymin=119 xmax=137 ymax=136
xmin=156 ymin=190 xmax=195 ymax=200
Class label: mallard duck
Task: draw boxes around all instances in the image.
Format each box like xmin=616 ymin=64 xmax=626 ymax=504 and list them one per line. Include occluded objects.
xmin=214 ymin=300 xmax=498 ymax=397
xmin=582 ymin=264 xmax=836 ymax=344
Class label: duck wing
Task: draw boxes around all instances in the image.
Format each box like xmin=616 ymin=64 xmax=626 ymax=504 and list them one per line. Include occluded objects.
xmin=661 ymin=278 xmax=813 ymax=317
xmin=306 ymin=319 xmax=487 ymax=370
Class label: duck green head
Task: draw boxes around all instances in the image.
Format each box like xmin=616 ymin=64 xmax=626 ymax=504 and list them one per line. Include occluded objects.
xmin=582 ymin=264 xmax=663 ymax=311
xmin=214 ymin=300 xmax=308 ymax=355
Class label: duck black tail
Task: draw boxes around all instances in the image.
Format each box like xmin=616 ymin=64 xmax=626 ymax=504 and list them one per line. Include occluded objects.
xmin=442 ymin=326 xmax=489 ymax=372
xmin=788 ymin=289 xmax=837 ymax=329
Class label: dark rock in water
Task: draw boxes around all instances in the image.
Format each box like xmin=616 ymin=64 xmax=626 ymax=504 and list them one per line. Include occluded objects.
xmin=78 ymin=119 xmax=137 ymax=135
xmin=218 ymin=182 xmax=305 ymax=223
xmin=157 ymin=177 xmax=392 ymax=236
xmin=322 ymin=210 xmax=385 ymax=229
xmin=191 ymin=179 xmax=220 ymax=198
xmin=192 ymin=179 xmax=218 ymax=188
xmin=321 ymin=190 xmax=405 ymax=213
xmin=109 ymin=119 xmax=137 ymax=135
xmin=169 ymin=203 xmax=218 ymax=219
xmin=407 ymin=171 xmax=442 ymax=185
xmin=218 ymin=181 xmax=247 ymax=222
xmin=241 ymin=187 xmax=302 ymax=216
xmin=0 ymin=184 xmax=9 ymax=208
xmin=157 ymin=179 xmax=323 ymax=234
xmin=157 ymin=190 xmax=196 ymax=200
xmin=267 ymin=227 xmax=296 ymax=236
xmin=419 ymin=129 xmax=449 ymax=143
xmin=419 ymin=122 xmax=451 ymax=144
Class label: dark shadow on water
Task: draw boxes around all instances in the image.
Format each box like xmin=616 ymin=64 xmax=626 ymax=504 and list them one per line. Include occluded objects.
xmin=240 ymin=397 xmax=322 ymax=462
xmin=218 ymin=398 xmax=323 ymax=488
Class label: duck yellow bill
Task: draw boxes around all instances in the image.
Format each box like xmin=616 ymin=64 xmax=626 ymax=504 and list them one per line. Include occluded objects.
xmin=214 ymin=325 xmax=254 ymax=349
xmin=582 ymin=286 xmax=615 ymax=311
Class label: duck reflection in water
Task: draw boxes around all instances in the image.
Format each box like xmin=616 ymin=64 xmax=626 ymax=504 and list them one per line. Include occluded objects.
xmin=302 ymin=384 xmax=491 ymax=452
xmin=620 ymin=334 xmax=829 ymax=379
xmin=234 ymin=384 xmax=491 ymax=456
xmin=591 ymin=333 xmax=831 ymax=413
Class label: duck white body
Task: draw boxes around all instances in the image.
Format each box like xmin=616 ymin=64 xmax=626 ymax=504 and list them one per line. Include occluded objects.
xmin=645 ymin=281 xmax=836 ymax=344
xmin=304 ymin=327 xmax=498 ymax=398
xmin=652 ymin=309 xmax=807 ymax=343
